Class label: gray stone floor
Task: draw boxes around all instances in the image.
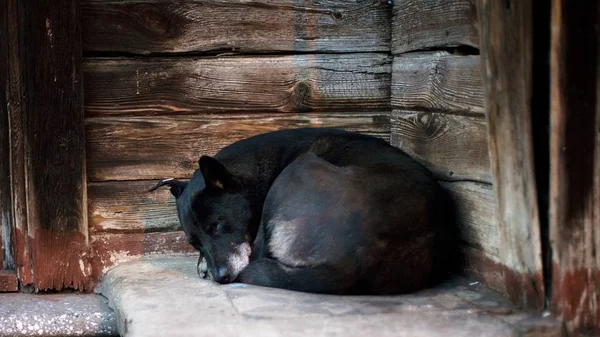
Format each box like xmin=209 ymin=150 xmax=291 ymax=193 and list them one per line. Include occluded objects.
xmin=0 ymin=292 xmax=118 ymax=336
xmin=97 ymin=256 xmax=563 ymax=337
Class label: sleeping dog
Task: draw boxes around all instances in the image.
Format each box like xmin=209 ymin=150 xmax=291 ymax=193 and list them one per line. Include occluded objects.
xmin=150 ymin=128 xmax=454 ymax=294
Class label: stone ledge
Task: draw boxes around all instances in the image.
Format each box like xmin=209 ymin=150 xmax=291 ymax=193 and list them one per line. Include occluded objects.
xmin=97 ymin=256 xmax=563 ymax=337
xmin=0 ymin=292 xmax=118 ymax=336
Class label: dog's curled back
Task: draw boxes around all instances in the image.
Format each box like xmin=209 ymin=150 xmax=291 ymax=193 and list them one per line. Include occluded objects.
xmin=150 ymin=128 xmax=456 ymax=294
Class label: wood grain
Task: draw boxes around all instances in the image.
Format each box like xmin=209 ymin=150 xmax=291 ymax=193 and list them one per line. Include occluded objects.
xmin=549 ymin=0 xmax=600 ymax=333
xmin=86 ymin=112 xmax=391 ymax=181
xmin=392 ymin=0 xmax=479 ymax=54
xmin=83 ymin=54 xmax=392 ymax=117
xmin=0 ymin=1 xmax=33 ymax=285
xmin=17 ymin=0 xmax=91 ymax=291
xmin=4 ymin=0 xmax=33 ymax=286
xmin=0 ymin=0 xmax=8 ymax=271
xmin=440 ymin=181 xmax=498 ymax=257
xmin=478 ymin=0 xmax=545 ymax=309
xmin=461 ymin=246 xmax=508 ymax=298
xmin=0 ymin=270 xmax=18 ymax=292
xmin=391 ymin=53 xmax=484 ymax=115
xmin=439 ymin=180 xmax=502 ymax=294
xmin=0 ymin=225 xmax=3 ymax=270
xmin=89 ymin=180 xmax=180 ymax=234
xmin=391 ymin=110 xmax=490 ymax=183
xmin=82 ymin=0 xmax=392 ymax=54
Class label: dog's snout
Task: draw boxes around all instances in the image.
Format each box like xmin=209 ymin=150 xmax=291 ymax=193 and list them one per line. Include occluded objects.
xmin=214 ymin=267 xmax=230 ymax=284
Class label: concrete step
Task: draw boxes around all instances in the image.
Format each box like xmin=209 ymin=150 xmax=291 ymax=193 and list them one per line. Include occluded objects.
xmin=96 ymin=256 xmax=563 ymax=337
xmin=0 ymin=292 xmax=118 ymax=336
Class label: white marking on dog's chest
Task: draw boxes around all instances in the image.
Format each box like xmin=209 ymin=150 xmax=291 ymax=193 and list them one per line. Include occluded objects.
xmin=228 ymin=242 xmax=251 ymax=278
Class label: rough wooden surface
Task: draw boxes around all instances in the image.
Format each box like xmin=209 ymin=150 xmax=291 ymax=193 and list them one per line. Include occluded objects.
xmin=391 ymin=110 xmax=490 ymax=183
xmin=86 ymin=113 xmax=390 ymax=181
xmin=89 ymin=180 xmax=180 ymax=234
xmin=461 ymin=246 xmax=510 ymax=299
xmin=17 ymin=0 xmax=91 ymax=291
xmin=82 ymin=0 xmax=392 ymax=54
xmin=90 ymin=232 xmax=195 ymax=281
xmin=549 ymin=0 xmax=600 ymax=334
xmin=478 ymin=0 xmax=545 ymax=309
xmin=438 ymin=181 xmax=500 ymax=295
xmin=440 ymin=181 xmax=497 ymax=257
xmin=4 ymin=0 xmax=33 ymax=286
xmin=0 ymin=270 xmax=18 ymax=292
xmin=391 ymin=53 xmax=484 ymax=115
xmin=0 ymin=227 xmax=3 ymax=270
xmin=0 ymin=0 xmax=9 ymax=271
xmin=84 ymin=54 xmax=392 ymax=117
xmin=391 ymin=0 xmax=479 ymax=54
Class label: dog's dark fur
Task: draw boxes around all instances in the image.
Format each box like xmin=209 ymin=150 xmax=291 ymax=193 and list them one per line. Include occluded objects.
xmin=150 ymin=128 xmax=456 ymax=294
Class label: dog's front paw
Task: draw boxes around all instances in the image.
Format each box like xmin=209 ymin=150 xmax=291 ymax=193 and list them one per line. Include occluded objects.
xmin=196 ymin=255 xmax=211 ymax=280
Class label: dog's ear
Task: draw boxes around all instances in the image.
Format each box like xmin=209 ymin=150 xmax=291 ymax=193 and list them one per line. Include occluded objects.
xmin=149 ymin=178 xmax=187 ymax=198
xmin=198 ymin=156 xmax=234 ymax=191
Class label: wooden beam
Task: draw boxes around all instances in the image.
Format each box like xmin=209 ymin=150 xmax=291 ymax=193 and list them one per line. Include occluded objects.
xmin=477 ymin=0 xmax=545 ymax=309
xmin=392 ymin=0 xmax=479 ymax=54
xmin=83 ymin=54 xmax=392 ymax=117
xmin=0 ymin=0 xmax=9 ymax=272
xmin=7 ymin=0 xmax=91 ymax=291
xmin=4 ymin=0 xmax=33 ymax=287
xmin=549 ymin=0 xmax=600 ymax=334
xmin=81 ymin=0 xmax=392 ymax=54
xmin=86 ymin=112 xmax=390 ymax=181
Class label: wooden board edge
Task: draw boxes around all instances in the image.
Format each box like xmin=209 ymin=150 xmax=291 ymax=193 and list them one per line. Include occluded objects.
xmin=0 ymin=270 xmax=18 ymax=292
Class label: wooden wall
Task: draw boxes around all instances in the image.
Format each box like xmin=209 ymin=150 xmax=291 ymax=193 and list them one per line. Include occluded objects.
xmin=389 ymin=0 xmax=494 ymax=283
xmin=82 ymin=0 xmax=543 ymax=310
xmin=82 ymin=0 xmax=394 ymax=278
xmin=389 ymin=0 xmax=543 ymax=305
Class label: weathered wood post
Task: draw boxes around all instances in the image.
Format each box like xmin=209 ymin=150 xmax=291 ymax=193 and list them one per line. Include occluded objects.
xmin=477 ymin=0 xmax=546 ymax=309
xmin=3 ymin=0 xmax=91 ymax=291
xmin=549 ymin=0 xmax=600 ymax=334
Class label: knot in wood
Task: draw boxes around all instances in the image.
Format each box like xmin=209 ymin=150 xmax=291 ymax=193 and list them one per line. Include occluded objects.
xmin=331 ymin=11 xmax=344 ymax=20
xmin=289 ymin=81 xmax=312 ymax=112
xmin=137 ymin=4 xmax=174 ymax=37
xmin=415 ymin=112 xmax=442 ymax=138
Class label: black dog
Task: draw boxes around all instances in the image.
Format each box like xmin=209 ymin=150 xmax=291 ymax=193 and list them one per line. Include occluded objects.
xmin=150 ymin=128 xmax=454 ymax=294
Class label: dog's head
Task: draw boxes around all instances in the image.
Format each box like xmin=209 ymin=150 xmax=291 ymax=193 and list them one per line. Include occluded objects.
xmin=150 ymin=156 xmax=253 ymax=284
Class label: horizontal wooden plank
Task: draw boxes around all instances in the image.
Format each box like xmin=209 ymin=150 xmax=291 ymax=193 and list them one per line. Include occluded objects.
xmin=83 ymin=54 xmax=392 ymax=117
xmin=392 ymin=53 xmax=484 ymax=114
xmin=441 ymin=180 xmax=503 ymax=294
xmin=89 ymin=180 xmax=179 ymax=234
xmin=86 ymin=112 xmax=391 ymax=181
xmin=391 ymin=0 xmax=479 ymax=54
xmin=440 ymin=181 xmax=497 ymax=257
xmin=0 ymin=270 xmax=18 ymax=292
xmin=391 ymin=110 xmax=490 ymax=183
xmin=89 ymin=171 xmax=495 ymax=250
xmin=90 ymin=231 xmax=195 ymax=280
xmin=82 ymin=0 xmax=391 ymax=54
